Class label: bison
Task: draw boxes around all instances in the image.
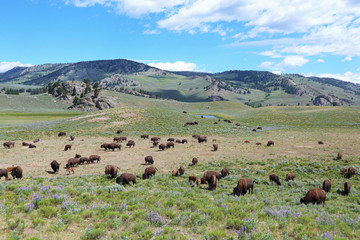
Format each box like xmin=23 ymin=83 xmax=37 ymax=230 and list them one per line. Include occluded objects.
xmin=89 ymin=155 xmax=101 ymax=163
xmin=109 ymin=143 xmax=121 ymax=151
xmin=79 ymin=157 xmax=89 ymax=164
xmin=116 ymin=173 xmax=136 ymax=185
xmin=33 ymin=139 xmax=40 ymax=143
xmin=192 ymin=157 xmax=198 ymax=165
xmin=175 ymin=139 xmax=181 ymax=144
xmin=267 ymin=141 xmax=274 ymax=147
xmin=256 ymin=142 xmax=262 ymax=146
xmin=22 ymin=142 xmax=30 ymax=146
xmin=29 ymin=144 xmax=36 ymax=148
xmin=66 ymin=167 xmax=75 ymax=175
xmin=152 ymin=141 xmax=159 ymax=147
xmin=141 ymin=134 xmax=149 ymax=139
xmin=189 ymin=176 xmax=197 ymax=182
xmin=269 ymin=174 xmax=281 ymax=186
xmin=244 ymin=140 xmax=250 ymax=144
xmin=208 ymin=175 xmax=217 ymax=190
xmin=151 ymin=137 xmax=161 ymax=142
xmin=318 ymin=141 xmax=324 ymax=144
xmin=75 ymin=154 xmax=82 ymax=158
xmin=300 ymin=188 xmax=326 ymax=207
xmin=233 ymin=178 xmax=253 ymax=196
xmin=181 ymin=139 xmax=188 ymax=144
xmin=198 ymin=137 xmax=207 ymax=143
xmin=322 ymin=179 xmax=331 ymax=192
xmin=203 ymin=171 xmax=221 ymax=182
xmin=116 ymin=130 xmax=123 ymax=134
xmin=126 ymin=140 xmax=135 ymax=148
xmin=113 ymin=137 xmax=122 ymax=142
xmin=192 ymin=134 xmax=200 ymax=139
xmin=11 ymin=166 xmax=23 ymax=179
xmin=0 ymin=169 xmax=8 ymax=180
xmin=342 ymin=168 xmax=348 ymax=177
xmin=235 ymin=123 xmax=241 ymax=126
xmin=143 ymin=166 xmax=156 ymax=179
xmin=159 ymin=144 xmax=166 ymax=151
xmin=145 ymin=156 xmax=154 ymax=165
xmin=336 ymin=153 xmax=342 ymax=160
xmin=166 ymin=142 xmax=175 ymax=149
xmin=213 ymin=144 xmax=218 ymax=151
xmin=3 ymin=141 xmax=15 ymax=148
xmin=58 ymin=132 xmax=66 ymax=137
xmin=172 ymin=169 xmax=179 ymax=176
xmin=285 ymin=173 xmax=295 ymax=181
xmin=347 ymin=167 xmax=356 ymax=178
xmin=221 ymin=168 xmax=229 ymax=178
xmin=64 ymin=144 xmax=72 ymax=151
xmin=178 ymin=166 xmax=185 ymax=176
xmin=105 ymin=165 xmax=119 ymax=178
xmin=67 ymin=158 xmax=80 ymax=168
xmin=51 ymin=160 xmax=60 ymax=173
xmin=101 ymin=143 xmax=110 ymax=150
xmin=70 ymin=136 xmax=75 ymax=141
xmin=344 ymin=182 xmax=351 ymax=195
xmin=167 ymin=138 xmax=175 ymax=142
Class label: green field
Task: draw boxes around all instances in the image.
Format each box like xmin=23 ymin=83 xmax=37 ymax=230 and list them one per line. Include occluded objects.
xmin=0 ymin=92 xmax=359 ymax=239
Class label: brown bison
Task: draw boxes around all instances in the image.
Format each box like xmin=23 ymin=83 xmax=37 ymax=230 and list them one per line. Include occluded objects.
xmin=79 ymin=157 xmax=89 ymax=164
xmin=145 ymin=156 xmax=154 ymax=165
xmin=113 ymin=137 xmax=122 ymax=143
xmin=70 ymin=136 xmax=75 ymax=141
xmin=141 ymin=134 xmax=149 ymax=139
xmin=181 ymin=139 xmax=188 ymax=144
xmin=256 ymin=142 xmax=262 ymax=146
xmin=167 ymin=138 xmax=175 ymax=142
xmin=233 ymin=178 xmax=253 ymax=196
xmin=67 ymin=158 xmax=80 ymax=168
xmin=166 ymin=142 xmax=175 ymax=149
xmin=151 ymin=137 xmax=161 ymax=142
xmin=203 ymin=171 xmax=221 ymax=182
xmin=119 ymin=137 xmax=127 ymax=141
xmin=196 ymin=178 xmax=201 ymax=187
xmin=213 ymin=144 xmax=218 ymax=151
xmin=244 ymin=140 xmax=250 ymax=144
xmin=66 ymin=167 xmax=75 ymax=175
xmin=33 ymin=139 xmax=40 ymax=143
xmin=153 ymin=141 xmax=159 ymax=147
xmin=172 ymin=169 xmax=179 ymax=176
xmin=342 ymin=168 xmax=348 ymax=177
xmin=235 ymin=123 xmax=241 ymax=126
xmin=220 ymin=168 xmax=230 ymax=178
xmin=116 ymin=173 xmax=136 ymax=185
xmin=89 ymin=155 xmax=101 ymax=163
xmin=336 ymin=153 xmax=342 ymax=160
xmin=105 ymin=165 xmax=119 ymax=178
xmin=51 ymin=160 xmax=61 ymax=173
xmin=269 ymin=174 xmax=281 ymax=185
xmin=285 ymin=173 xmax=295 ymax=181
xmin=143 ymin=166 xmax=156 ymax=179
xmin=267 ymin=141 xmax=274 ymax=147
xmin=29 ymin=144 xmax=36 ymax=148
xmin=192 ymin=157 xmax=198 ymax=165
xmin=116 ymin=129 xmax=123 ymax=134
xmin=126 ymin=140 xmax=135 ymax=148
xmin=3 ymin=141 xmax=15 ymax=148
xmin=64 ymin=144 xmax=72 ymax=151
xmin=257 ymin=126 xmax=262 ymax=130
xmin=189 ymin=176 xmax=197 ymax=182
xmin=11 ymin=166 xmax=23 ymax=179
xmin=178 ymin=166 xmax=185 ymax=176
xmin=58 ymin=132 xmax=66 ymax=137
xmin=214 ymin=122 xmax=218 ymax=124
xmin=0 ymin=169 xmax=8 ymax=180
xmin=22 ymin=142 xmax=30 ymax=146
xmin=159 ymin=144 xmax=166 ymax=151
xmin=198 ymin=137 xmax=207 ymax=143
xmin=175 ymin=139 xmax=181 ymax=144
xmin=252 ymin=129 xmax=257 ymax=132
xmin=75 ymin=154 xmax=82 ymax=158
xmin=318 ymin=141 xmax=324 ymax=144
xmin=300 ymin=188 xmax=326 ymax=207
xmin=209 ymin=175 xmax=217 ymax=190
xmin=322 ymin=179 xmax=331 ymax=192
xmin=192 ymin=134 xmax=200 ymax=139
xmin=344 ymin=182 xmax=351 ymax=195
xmin=347 ymin=167 xmax=356 ymax=178
xmin=108 ymin=143 xmax=121 ymax=151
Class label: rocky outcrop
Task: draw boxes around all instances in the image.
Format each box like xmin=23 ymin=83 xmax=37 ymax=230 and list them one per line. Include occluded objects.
xmin=313 ymin=95 xmax=342 ymax=106
xmin=95 ymin=97 xmax=118 ymax=110
xmin=207 ymin=95 xmax=225 ymax=101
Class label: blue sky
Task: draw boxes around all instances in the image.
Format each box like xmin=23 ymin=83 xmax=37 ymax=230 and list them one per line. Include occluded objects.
xmin=1 ymin=0 xmax=360 ymax=82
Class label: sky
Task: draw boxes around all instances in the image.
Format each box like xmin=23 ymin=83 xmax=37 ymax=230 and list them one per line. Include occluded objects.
xmin=1 ymin=0 xmax=360 ymax=83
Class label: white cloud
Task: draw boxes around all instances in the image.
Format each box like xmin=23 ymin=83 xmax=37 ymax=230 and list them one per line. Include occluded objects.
xmin=342 ymin=56 xmax=352 ymax=62
xmin=305 ymin=72 xmax=360 ymax=84
xmin=148 ymin=61 xmax=200 ymax=71
xmin=317 ymin=59 xmax=325 ymax=63
xmin=258 ymin=61 xmax=275 ymax=68
xmin=278 ymin=56 xmax=309 ymax=68
xmin=143 ymin=29 xmax=160 ymax=35
xmin=0 ymin=61 xmax=33 ymax=73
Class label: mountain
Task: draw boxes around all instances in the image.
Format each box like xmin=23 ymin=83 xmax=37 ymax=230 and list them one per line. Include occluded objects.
xmin=1 ymin=58 xmax=360 ymax=106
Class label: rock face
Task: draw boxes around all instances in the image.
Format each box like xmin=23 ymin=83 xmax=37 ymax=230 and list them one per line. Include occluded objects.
xmin=95 ymin=97 xmax=118 ymax=110
xmin=207 ymin=95 xmax=225 ymax=101
xmin=313 ymin=95 xmax=342 ymax=106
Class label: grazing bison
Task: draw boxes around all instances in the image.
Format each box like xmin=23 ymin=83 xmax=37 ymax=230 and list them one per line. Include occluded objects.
xmin=70 ymin=136 xmax=75 ymax=141
xmin=267 ymin=141 xmax=274 ymax=146
xmin=189 ymin=176 xmax=197 ymax=182
xmin=3 ymin=142 xmax=15 ymax=148
xmin=183 ymin=111 xmax=187 ymax=113
xmin=196 ymin=178 xmax=201 ymax=187
xmin=192 ymin=157 xmax=198 ymax=165
xmin=105 ymin=165 xmax=119 ymax=178
xmin=33 ymin=139 xmax=40 ymax=143
xmin=318 ymin=141 xmax=324 ymax=144
xmin=269 ymin=174 xmax=281 ymax=186
xmin=116 ymin=130 xmax=123 ymax=134
xmin=244 ymin=140 xmax=250 ymax=144
xmin=347 ymin=167 xmax=356 ymax=178
xmin=51 ymin=160 xmax=60 ymax=173
xmin=221 ymin=168 xmax=229 ymax=178
xmin=342 ymin=168 xmax=348 ymax=177
xmin=175 ymin=139 xmax=181 ymax=144
xmin=22 ymin=142 xmax=30 ymax=146
xmin=153 ymin=141 xmax=159 ymax=147
xmin=203 ymin=171 xmax=221 ymax=182
xmin=79 ymin=157 xmax=89 ymax=164
xmin=29 ymin=144 xmax=36 ymax=148
xmin=233 ymin=178 xmax=253 ymax=196
xmin=209 ymin=175 xmax=217 ymax=190
xmin=143 ymin=166 xmax=156 ymax=179
xmin=11 ymin=166 xmax=23 ymax=179
xmin=66 ymin=167 xmax=75 ymax=175
xmin=257 ymin=126 xmax=262 ymax=130
xmin=178 ymin=166 xmax=185 ymax=176
xmin=0 ymin=169 xmax=8 ymax=180
xmin=145 ymin=156 xmax=154 ymax=165
xmin=126 ymin=140 xmax=135 ymax=148
xmin=116 ymin=173 xmax=136 ymax=185
xmin=181 ymin=139 xmax=188 ymax=144
xmin=172 ymin=169 xmax=179 ymax=176
xmin=322 ymin=179 xmax=331 ymax=192
xmin=285 ymin=173 xmax=295 ymax=181
xmin=119 ymin=137 xmax=127 ymax=141
xmin=252 ymin=129 xmax=257 ymax=132
xmin=336 ymin=153 xmax=342 ymax=160
xmin=235 ymin=123 xmax=241 ymax=126
xmin=67 ymin=158 xmax=80 ymax=168
xmin=159 ymin=144 xmax=166 ymax=151
xmin=113 ymin=137 xmax=122 ymax=143
xmin=166 ymin=142 xmax=175 ymax=149
xmin=213 ymin=144 xmax=218 ymax=151
xmin=198 ymin=137 xmax=207 ymax=143
xmin=89 ymin=155 xmax=101 ymax=163
xmin=192 ymin=134 xmax=200 ymax=139
xmin=151 ymin=137 xmax=160 ymax=142
xmin=141 ymin=134 xmax=149 ymax=139
xmin=214 ymin=122 xmax=218 ymax=124
xmin=109 ymin=143 xmax=121 ymax=151
xmin=300 ymin=188 xmax=326 ymax=207
xmin=64 ymin=144 xmax=72 ymax=151
xmin=58 ymin=132 xmax=66 ymax=137
xmin=256 ymin=142 xmax=262 ymax=146
xmin=101 ymin=143 xmax=109 ymax=150
xmin=167 ymin=138 xmax=175 ymax=142
xmin=344 ymin=182 xmax=351 ymax=195
xmin=75 ymin=154 xmax=82 ymax=158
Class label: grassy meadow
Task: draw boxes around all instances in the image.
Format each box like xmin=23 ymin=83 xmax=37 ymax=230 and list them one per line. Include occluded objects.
xmin=0 ymin=93 xmax=359 ymax=239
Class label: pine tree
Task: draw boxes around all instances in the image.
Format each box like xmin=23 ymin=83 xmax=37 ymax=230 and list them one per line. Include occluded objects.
xmin=73 ymin=96 xmax=80 ymax=106
xmin=72 ymin=87 xmax=77 ymax=96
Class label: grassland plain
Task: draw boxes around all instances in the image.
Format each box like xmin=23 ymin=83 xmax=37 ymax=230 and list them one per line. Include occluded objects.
xmin=0 ymin=95 xmax=359 ymax=239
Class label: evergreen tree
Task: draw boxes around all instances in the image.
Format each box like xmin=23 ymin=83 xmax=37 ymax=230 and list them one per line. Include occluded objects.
xmin=94 ymin=88 xmax=100 ymax=98
xmin=73 ymin=96 xmax=80 ymax=106
xmin=72 ymin=87 xmax=77 ymax=96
